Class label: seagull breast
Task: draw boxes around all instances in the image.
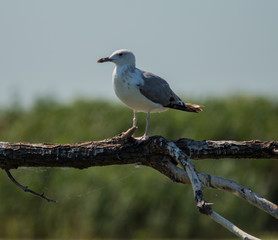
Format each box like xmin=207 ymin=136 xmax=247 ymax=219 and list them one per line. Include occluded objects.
xmin=112 ymin=65 xmax=166 ymax=113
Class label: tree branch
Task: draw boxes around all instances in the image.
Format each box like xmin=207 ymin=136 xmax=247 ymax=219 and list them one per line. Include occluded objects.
xmin=0 ymin=137 xmax=277 ymax=170
xmin=209 ymin=211 xmax=261 ymax=240
xmin=5 ymin=170 xmax=56 ymax=203
xmin=0 ymin=136 xmax=277 ymax=239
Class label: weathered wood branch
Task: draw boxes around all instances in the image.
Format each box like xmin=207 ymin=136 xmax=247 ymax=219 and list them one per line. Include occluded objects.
xmin=0 ymin=135 xmax=277 ymax=240
xmin=0 ymin=137 xmax=277 ymax=170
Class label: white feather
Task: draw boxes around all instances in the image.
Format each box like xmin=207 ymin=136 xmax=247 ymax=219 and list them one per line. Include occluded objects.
xmin=112 ymin=65 xmax=166 ymax=113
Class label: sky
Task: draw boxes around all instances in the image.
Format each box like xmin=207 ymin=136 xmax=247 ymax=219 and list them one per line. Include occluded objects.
xmin=0 ymin=0 xmax=277 ymax=107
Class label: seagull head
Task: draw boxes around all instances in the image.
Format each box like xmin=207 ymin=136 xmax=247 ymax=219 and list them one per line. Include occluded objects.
xmin=97 ymin=49 xmax=136 ymax=67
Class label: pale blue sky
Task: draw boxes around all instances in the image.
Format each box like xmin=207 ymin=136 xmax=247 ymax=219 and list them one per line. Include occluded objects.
xmin=1 ymin=0 xmax=277 ymax=107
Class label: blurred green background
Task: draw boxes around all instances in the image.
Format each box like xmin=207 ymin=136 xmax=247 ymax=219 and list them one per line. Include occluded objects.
xmin=0 ymin=96 xmax=277 ymax=239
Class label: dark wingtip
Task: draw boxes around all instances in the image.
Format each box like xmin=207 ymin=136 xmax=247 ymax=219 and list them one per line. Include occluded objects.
xmin=167 ymin=103 xmax=204 ymax=113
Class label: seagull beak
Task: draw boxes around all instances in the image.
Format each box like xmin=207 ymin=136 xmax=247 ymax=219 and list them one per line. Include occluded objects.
xmin=97 ymin=57 xmax=112 ymax=63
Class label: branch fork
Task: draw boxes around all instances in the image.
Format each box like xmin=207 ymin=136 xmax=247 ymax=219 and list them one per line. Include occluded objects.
xmin=0 ymin=135 xmax=277 ymax=239
xmin=150 ymin=137 xmax=268 ymax=240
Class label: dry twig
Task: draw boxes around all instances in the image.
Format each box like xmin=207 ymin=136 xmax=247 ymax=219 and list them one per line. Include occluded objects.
xmin=5 ymin=170 xmax=56 ymax=203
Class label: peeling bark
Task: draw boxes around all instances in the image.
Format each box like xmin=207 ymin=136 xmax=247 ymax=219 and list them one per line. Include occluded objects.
xmin=0 ymin=137 xmax=277 ymax=170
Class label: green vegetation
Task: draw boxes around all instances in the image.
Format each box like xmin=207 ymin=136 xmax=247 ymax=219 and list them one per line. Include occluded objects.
xmin=0 ymin=96 xmax=277 ymax=239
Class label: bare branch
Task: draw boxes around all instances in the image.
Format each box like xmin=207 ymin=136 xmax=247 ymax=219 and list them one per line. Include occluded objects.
xmin=150 ymin=139 xmax=264 ymax=240
xmin=158 ymin=160 xmax=278 ymax=219
xmin=174 ymin=138 xmax=278 ymax=159
xmin=209 ymin=211 xmax=261 ymax=240
xmin=0 ymin=137 xmax=277 ymax=170
xmin=5 ymin=170 xmax=56 ymax=203
xmin=0 ymin=136 xmax=277 ymax=239
xmin=152 ymin=139 xmax=212 ymax=214
xmin=199 ymin=172 xmax=278 ymax=219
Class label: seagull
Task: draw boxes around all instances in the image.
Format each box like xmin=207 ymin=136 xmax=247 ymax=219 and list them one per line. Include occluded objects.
xmin=97 ymin=49 xmax=203 ymax=139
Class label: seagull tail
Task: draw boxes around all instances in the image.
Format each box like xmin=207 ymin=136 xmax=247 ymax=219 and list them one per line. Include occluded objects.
xmin=169 ymin=102 xmax=204 ymax=113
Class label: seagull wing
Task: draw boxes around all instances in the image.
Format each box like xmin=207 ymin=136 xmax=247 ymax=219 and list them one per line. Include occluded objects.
xmin=139 ymin=71 xmax=203 ymax=112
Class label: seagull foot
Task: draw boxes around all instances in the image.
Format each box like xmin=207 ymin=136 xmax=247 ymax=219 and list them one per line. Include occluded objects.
xmin=134 ymin=135 xmax=149 ymax=142
xmin=119 ymin=126 xmax=138 ymax=139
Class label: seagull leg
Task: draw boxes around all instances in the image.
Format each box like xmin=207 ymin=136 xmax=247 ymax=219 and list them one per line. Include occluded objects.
xmin=142 ymin=112 xmax=150 ymax=140
xmin=133 ymin=110 xmax=137 ymax=127
xmin=118 ymin=110 xmax=138 ymax=139
xmin=131 ymin=110 xmax=138 ymax=137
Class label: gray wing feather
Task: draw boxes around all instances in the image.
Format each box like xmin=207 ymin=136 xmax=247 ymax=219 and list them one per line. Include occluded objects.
xmin=139 ymin=71 xmax=185 ymax=108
